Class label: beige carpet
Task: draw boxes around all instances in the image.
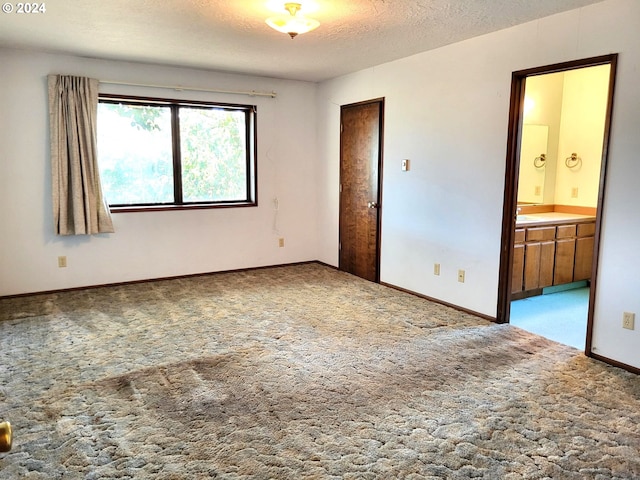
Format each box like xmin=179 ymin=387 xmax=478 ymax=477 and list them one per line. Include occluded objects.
xmin=0 ymin=263 xmax=638 ymax=479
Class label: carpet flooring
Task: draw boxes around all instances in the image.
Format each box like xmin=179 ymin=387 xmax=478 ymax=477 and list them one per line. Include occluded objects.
xmin=0 ymin=263 xmax=639 ymax=479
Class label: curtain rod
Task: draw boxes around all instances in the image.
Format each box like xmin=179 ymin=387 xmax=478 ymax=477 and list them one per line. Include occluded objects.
xmin=99 ymin=80 xmax=277 ymax=98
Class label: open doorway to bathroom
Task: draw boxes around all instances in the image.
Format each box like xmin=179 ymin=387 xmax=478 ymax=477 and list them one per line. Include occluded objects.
xmin=497 ymin=55 xmax=618 ymax=355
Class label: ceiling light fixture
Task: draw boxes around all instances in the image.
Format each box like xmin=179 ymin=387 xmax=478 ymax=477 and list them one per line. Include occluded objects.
xmin=266 ymin=2 xmax=320 ymax=39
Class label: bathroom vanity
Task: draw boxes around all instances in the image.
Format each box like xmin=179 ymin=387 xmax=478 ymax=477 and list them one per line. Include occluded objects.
xmin=512 ymin=212 xmax=596 ymax=298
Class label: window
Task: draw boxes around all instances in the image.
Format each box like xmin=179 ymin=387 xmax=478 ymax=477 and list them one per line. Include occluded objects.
xmin=97 ymin=95 xmax=257 ymax=210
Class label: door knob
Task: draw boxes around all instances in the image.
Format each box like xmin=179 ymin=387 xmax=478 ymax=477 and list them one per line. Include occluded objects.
xmin=0 ymin=421 xmax=12 ymax=452
xmin=367 ymin=202 xmax=379 ymax=209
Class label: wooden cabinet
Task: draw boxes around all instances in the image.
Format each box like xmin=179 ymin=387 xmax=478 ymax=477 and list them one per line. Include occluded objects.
xmin=523 ymin=227 xmax=555 ymax=291
xmin=553 ymin=224 xmax=577 ymax=285
xmin=512 ymin=219 xmax=595 ymax=297
xmin=538 ymin=241 xmax=556 ymax=287
xmin=554 ymin=238 xmax=576 ymax=285
xmin=574 ymin=222 xmax=596 ymax=281
xmin=512 ymin=230 xmax=525 ymax=294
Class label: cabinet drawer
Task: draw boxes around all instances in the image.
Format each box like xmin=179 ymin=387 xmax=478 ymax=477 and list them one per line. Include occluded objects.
xmin=514 ymin=229 xmax=525 ymax=243
xmin=577 ymin=222 xmax=596 ymax=237
xmin=526 ymin=227 xmax=555 ymax=242
xmin=556 ymin=224 xmax=576 ymax=239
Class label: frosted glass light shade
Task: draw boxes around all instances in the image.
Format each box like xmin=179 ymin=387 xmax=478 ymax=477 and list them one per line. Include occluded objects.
xmin=266 ymin=3 xmax=320 ymax=39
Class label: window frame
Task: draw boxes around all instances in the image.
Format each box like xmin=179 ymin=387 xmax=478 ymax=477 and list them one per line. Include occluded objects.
xmin=98 ymin=94 xmax=258 ymax=212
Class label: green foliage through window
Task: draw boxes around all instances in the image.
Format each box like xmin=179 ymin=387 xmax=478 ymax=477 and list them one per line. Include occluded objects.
xmin=97 ymin=96 xmax=256 ymax=208
xmin=180 ymin=108 xmax=247 ymax=202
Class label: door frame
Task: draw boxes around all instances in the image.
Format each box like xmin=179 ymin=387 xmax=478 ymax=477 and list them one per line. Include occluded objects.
xmin=338 ymin=98 xmax=385 ymax=282
xmin=496 ymin=54 xmax=618 ymax=356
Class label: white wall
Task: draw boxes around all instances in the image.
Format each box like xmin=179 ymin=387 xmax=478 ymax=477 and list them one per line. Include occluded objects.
xmin=555 ymin=65 xmax=610 ymax=207
xmin=518 ymin=125 xmax=549 ymax=204
xmin=0 ymin=49 xmax=319 ymax=296
xmin=317 ymin=0 xmax=640 ymax=369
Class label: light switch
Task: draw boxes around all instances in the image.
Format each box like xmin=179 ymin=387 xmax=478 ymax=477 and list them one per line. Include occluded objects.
xmin=402 ymin=159 xmax=410 ymax=171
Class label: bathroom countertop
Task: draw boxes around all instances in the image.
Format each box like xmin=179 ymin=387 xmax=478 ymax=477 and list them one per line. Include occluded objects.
xmin=516 ymin=212 xmax=596 ymax=227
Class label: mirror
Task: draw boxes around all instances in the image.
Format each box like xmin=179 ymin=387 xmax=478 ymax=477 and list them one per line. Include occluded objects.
xmin=518 ymin=124 xmax=549 ymax=204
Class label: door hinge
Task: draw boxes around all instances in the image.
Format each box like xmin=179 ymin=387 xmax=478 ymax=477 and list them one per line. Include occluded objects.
xmin=339 ymin=184 xmax=343 ymax=193
xmin=339 ymin=242 xmax=342 ymax=250
xmin=340 ymin=123 xmax=343 ymax=133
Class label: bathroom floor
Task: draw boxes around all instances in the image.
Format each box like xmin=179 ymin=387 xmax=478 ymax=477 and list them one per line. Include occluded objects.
xmin=510 ymin=286 xmax=589 ymax=350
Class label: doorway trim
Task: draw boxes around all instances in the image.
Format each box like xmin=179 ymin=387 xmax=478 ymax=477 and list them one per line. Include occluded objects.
xmin=338 ymin=98 xmax=385 ymax=283
xmin=497 ymin=54 xmax=618 ymax=357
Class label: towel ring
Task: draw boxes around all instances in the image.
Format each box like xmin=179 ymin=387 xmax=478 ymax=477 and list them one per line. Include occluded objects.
xmin=565 ymin=153 xmax=582 ymax=169
xmin=534 ymin=153 xmax=546 ymax=169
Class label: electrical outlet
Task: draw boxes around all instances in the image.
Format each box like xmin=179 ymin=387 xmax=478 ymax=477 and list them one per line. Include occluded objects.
xmin=458 ymin=269 xmax=465 ymax=283
xmin=622 ymin=312 xmax=635 ymax=330
xmin=434 ymin=263 xmax=440 ymax=276
xmin=278 ymin=238 xmax=285 ymax=248
xmin=58 ymin=256 xmax=67 ymax=268
xmin=535 ymin=185 xmax=541 ymax=196
xmin=571 ymin=187 xmax=579 ymax=198
xmin=401 ymin=159 xmax=410 ymax=171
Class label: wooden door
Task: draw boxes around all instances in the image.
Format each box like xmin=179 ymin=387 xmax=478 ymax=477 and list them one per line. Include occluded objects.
xmin=339 ymin=100 xmax=384 ymax=282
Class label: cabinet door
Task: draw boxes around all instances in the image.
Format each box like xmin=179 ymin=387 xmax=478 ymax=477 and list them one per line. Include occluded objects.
xmin=554 ymin=238 xmax=576 ymax=285
xmin=524 ymin=242 xmax=541 ymax=291
xmin=512 ymin=243 xmax=525 ymax=294
xmin=574 ymin=236 xmax=594 ymax=281
xmin=539 ymin=240 xmax=556 ymax=287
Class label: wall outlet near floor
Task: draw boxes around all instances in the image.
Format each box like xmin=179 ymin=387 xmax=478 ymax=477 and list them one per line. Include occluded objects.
xmin=58 ymin=256 xmax=67 ymax=268
xmin=434 ymin=263 xmax=440 ymax=276
xmin=278 ymin=238 xmax=285 ymax=248
xmin=571 ymin=187 xmax=579 ymax=198
xmin=622 ymin=312 xmax=635 ymax=330
xmin=458 ymin=269 xmax=465 ymax=283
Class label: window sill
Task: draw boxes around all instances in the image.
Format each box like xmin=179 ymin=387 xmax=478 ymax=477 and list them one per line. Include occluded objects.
xmin=109 ymin=202 xmax=257 ymax=213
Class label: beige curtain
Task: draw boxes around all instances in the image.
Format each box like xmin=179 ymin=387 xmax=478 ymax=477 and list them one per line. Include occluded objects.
xmin=48 ymin=75 xmax=114 ymax=235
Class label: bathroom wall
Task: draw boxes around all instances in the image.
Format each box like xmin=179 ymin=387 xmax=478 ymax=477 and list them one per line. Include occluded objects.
xmin=555 ymin=65 xmax=610 ymax=208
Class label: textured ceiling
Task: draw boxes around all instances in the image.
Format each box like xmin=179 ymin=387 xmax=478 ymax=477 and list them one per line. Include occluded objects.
xmin=0 ymin=0 xmax=605 ymax=82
